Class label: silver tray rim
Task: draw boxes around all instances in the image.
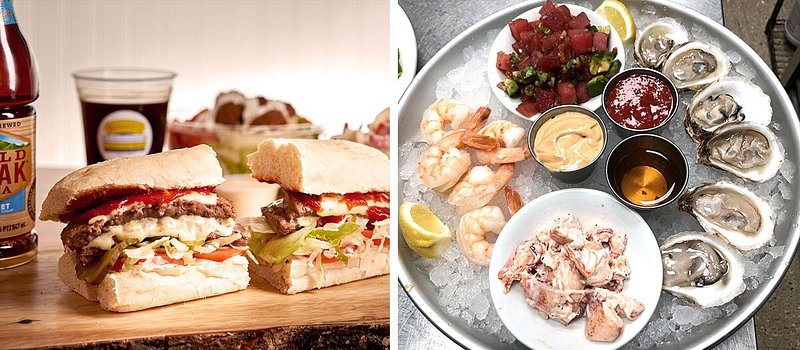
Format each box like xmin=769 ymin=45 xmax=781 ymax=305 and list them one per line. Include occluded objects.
xmin=396 ymin=1 xmax=800 ymax=349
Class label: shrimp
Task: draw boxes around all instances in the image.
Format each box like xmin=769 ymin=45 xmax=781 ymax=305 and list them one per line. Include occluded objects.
xmin=417 ymin=108 xmax=492 ymax=192
xmin=448 ymin=163 xmax=515 ymax=213
xmin=457 ymin=206 xmax=506 ymax=266
xmin=417 ymin=130 xmax=472 ymax=192
xmin=480 ymin=120 xmax=526 ymax=147
xmin=420 ymin=98 xmax=474 ymax=145
xmin=464 ymin=120 xmax=532 ymax=164
xmin=505 ymin=186 xmax=523 ymax=216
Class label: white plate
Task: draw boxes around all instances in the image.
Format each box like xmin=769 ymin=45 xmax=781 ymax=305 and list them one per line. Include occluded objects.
xmin=486 ymin=4 xmax=625 ymax=121
xmin=488 ymin=188 xmax=662 ymax=350
xmin=394 ymin=3 xmax=418 ymax=101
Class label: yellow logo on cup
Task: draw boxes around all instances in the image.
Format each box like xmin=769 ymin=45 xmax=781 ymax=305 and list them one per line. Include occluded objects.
xmin=104 ymin=120 xmax=146 ymax=135
xmin=97 ymin=110 xmax=153 ymax=160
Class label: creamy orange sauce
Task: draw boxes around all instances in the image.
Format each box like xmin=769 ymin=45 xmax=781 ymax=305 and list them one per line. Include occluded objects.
xmin=533 ymin=111 xmax=603 ymax=171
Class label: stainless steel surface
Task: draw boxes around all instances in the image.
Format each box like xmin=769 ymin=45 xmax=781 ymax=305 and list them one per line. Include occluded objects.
xmin=527 ymin=105 xmax=608 ymax=184
xmin=397 ymin=0 xmax=794 ymax=349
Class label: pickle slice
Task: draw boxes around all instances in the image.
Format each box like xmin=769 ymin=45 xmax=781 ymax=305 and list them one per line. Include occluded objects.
xmin=76 ymin=238 xmax=139 ymax=284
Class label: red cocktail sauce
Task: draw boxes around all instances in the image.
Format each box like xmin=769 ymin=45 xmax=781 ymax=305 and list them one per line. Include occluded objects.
xmin=605 ymin=73 xmax=674 ymax=130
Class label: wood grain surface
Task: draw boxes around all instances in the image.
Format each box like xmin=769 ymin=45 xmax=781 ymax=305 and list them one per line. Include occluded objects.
xmin=0 ymin=168 xmax=389 ymax=349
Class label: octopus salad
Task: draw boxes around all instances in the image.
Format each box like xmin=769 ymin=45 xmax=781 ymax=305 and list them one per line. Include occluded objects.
xmin=498 ymin=214 xmax=643 ymax=342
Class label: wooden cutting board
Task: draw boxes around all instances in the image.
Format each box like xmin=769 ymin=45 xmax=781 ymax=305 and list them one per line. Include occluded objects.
xmin=0 ymin=168 xmax=389 ymax=349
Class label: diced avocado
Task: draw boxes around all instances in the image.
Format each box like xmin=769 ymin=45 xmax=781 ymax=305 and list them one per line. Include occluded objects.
xmin=589 ymin=52 xmax=616 ymax=75
xmin=586 ymin=76 xmax=609 ymax=98
xmin=513 ymin=66 xmax=533 ymax=84
xmin=523 ymin=84 xmax=536 ymax=97
xmin=605 ymin=60 xmax=622 ymax=78
xmin=537 ymin=25 xmax=551 ymax=34
xmin=502 ymin=78 xmax=519 ymax=97
xmin=588 ymin=25 xmax=598 ymax=33
xmin=562 ymin=60 xmax=575 ymax=74
xmin=535 ymin=70 xmax=548 ymax=86
xmin=509 ymin=53 xmax=521 ymax=66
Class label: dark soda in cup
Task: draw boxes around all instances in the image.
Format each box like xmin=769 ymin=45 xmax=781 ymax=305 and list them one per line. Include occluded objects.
xmin=73 ymin=68 xmax=175 ymax=165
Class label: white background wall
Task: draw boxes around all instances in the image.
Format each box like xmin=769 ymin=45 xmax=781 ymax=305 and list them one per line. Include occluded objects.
xmin=14 ymin=0 xmax=390 ymax=168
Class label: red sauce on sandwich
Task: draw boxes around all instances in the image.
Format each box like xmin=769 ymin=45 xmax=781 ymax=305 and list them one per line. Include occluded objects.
xmin=294 ymin=192 xmax=322 ymax=212
xmin=366 ymin=206 xmax=389 ymax=222
xmin=342 ymin=193 xmax=368 ymax=209
xmin=317 ymin=215 xmax=345 ymax=227
xmin=73 ymin=186 xmax=215 ymax=224
xmin=340 ymin=192 xmax=388 ymax=209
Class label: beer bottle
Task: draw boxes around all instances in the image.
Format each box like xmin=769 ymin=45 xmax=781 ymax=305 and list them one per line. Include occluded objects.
xmin=0 ymin=0 xmax=38 ymax=269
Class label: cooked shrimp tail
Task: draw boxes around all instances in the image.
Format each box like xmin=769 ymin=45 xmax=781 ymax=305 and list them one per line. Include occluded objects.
xmin=505 ymin=186 xmax=524 ymax=216
xmin=471 ymin=120 xmax=532 ymax=164
xmin=464 ymin=106 xmax=492 ymax=132
xmin=462 ymin=132 xmax=499 ymax=151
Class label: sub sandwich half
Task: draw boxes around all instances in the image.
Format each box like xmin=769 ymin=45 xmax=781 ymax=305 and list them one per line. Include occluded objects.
xmin=245 ymin=139 xmax=389 ymax=294
xmin=40 ymin=145 xmax=249 ymax=312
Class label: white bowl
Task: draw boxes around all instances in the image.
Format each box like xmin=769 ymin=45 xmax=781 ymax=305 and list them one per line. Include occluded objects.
xmin=486 ymin=4 xmax=626 ymax=122
xmin=488 ymin=188 xmax=661 ymax=350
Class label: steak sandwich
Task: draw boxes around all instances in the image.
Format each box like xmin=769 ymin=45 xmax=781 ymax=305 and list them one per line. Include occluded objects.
xmin=40 ymin=145 xmax=249 ymax=312
xmin=245 ymin=139 xmax=389 ymax=294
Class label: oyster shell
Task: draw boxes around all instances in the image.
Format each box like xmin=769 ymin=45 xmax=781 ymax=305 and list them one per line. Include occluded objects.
xmin=661 ymin=41 xmax=731 ymax=90
xmin=697 ymin=122 xmax=784 ymax=182
xmin=661 ymin=231 xmax=745 ymax=308
xmin=678 ymin=182 xmax=775 ymax=250
xmin=686 ymin=77 xmax=772 ymax=142
xmin=634 ymin=18 xmax=689 ymax=69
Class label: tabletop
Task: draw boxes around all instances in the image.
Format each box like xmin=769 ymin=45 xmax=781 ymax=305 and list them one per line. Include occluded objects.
xmin=396 ymin=0 xmax=757 ymax=349
xmin=0 ymin=168 xmax=389 ymax=349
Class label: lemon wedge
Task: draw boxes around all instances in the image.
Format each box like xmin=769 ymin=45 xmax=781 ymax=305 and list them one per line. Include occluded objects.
xmin=399 ymin=201 xmax=452 ymax=258
xmin=596 ymin=0 xmax=636 ymax=43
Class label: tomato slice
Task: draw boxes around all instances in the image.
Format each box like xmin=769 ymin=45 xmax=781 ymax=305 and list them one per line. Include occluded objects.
xmin=362 ymin=229 xmax=374 ymax=238
xmin=110 ymin=256 xmax=126 ymax=272
xmin=194 ymin=247 xmax=245 ymax=262
xmin=373 ymin=238 xmax=388 ymax=246
xmin=320 ymin=254 xmax=341 ymax=264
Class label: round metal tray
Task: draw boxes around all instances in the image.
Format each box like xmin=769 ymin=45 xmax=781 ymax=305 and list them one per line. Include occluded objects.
xmin=397 ymin=1 xmax=800 ymax=349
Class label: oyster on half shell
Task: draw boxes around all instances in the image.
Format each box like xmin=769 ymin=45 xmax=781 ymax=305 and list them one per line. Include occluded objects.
xmin=661 ymin=41 xmax=731 ymax=90
xmin=697 ymin=122 xmax=784 ymax=182
xmin=686 ymin=77 xmax=772 ymax=142
xmin=661 ymin=231 xmax=745 ymax=308
xmin=634 ymin=18 xmax=689 ymax=69
xmin=678 ymin=182 xmax=775 ymax=250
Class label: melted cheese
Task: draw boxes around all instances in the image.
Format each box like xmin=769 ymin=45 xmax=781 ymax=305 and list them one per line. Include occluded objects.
xmin=317 ymin=194 xmax=389 ymax=217
xmin=178 ymin=192 xmax=219 ymax=205
xmin=87 ymin=216 xmax=237 ymax=250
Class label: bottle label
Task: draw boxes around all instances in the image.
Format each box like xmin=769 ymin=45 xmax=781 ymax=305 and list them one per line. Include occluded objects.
xmin=96 ymin=110 xmax=153 ymax=160
xmin=0 ymin=0 xmax=16 ymax=25
xmin=0 ymin=111 xmax=34 ymax=239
